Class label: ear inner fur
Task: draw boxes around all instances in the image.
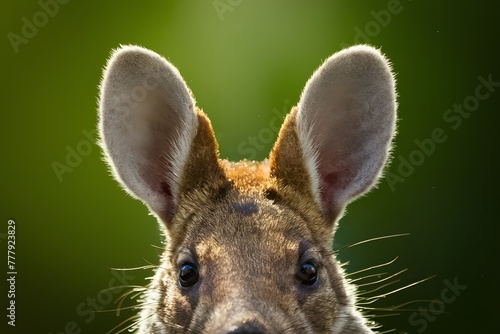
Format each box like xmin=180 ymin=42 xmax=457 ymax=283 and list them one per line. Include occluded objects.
xmin=295 ymin=45 xmax=397 ymax=221
xmin=268 ymin=107 xmax=336 ymax=236
xmin=166 ymin=108 xmax=228 ymax=234
xmin=99 ymin=45 xmax=199 ymax=223
xmin=269 ymin=107 xmax=315 ymax=200
xmin=177 ymin=108 xmax=226 ymax=195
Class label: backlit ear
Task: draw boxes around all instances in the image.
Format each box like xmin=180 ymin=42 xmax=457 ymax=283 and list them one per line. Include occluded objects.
xmin=98 ymin=45 xmax=202 ymax=222
xmin=271 ymin=45 xmax=397 ymax=221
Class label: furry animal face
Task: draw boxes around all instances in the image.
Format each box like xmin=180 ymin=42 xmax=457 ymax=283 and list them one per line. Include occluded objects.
xmin=98 ymin=44 xmax=396 ymax=333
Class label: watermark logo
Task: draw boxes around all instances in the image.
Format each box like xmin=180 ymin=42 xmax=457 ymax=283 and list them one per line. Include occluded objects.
xmin=237 ymin=101 xmax=289 ymax=160
xmin=6 ymin=220 xmax=17 ymax=327
xmin=398 ymin=276 xmax=467 ymax=333
xmin=339 ymin=0 xmax=406 ymax=49
xmin=386 ymin=73 xmax=499 ymax=191
xmin=52 ymin=75 xmax=161 ymax=183
xmin=48 ymin=270 xmax=135 ymax=334
xmin=213 ymin=0 xmax=244 ymax=21
xmin=7 ymin=0 xmax=71 ymax=54
xmin=51 ymin=129 xmax=96 ymax=183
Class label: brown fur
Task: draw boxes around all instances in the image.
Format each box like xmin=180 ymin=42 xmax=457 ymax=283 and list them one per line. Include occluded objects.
xmin=99 ymin=45 xmax=397 ymax=333
xmin=147 ymin=107 xmax=348 ymax=333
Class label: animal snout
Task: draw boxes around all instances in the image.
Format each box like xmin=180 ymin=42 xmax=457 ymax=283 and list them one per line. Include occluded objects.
xmin=226 ymin=321 xmax=266 ymax=334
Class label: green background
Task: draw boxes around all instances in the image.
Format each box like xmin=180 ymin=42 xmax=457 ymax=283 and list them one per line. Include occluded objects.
xmin=1 ymin=1 xmax=498 ymax=333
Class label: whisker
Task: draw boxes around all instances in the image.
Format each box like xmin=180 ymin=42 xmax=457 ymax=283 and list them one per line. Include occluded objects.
xmin=357 ymin=298 xmax=381 ymax=306
xmin=106 ymin=313 xmax=141 ymax=334
xmin=346 ymin=257 xmax=399 ymax=277
xmin=96 ymin=304 xmax=142 ymax=313
xmin=108 ymin=264 xmax=157 ymax=271
xmin=359 ymin=279 xmax=401 ymax=296
xmin=350 ymin=272 xmax=389 ymax=283
xmin=365 ymin=275 xmax=436 ymax=301
xmin=361 ymin=299 xmax=439 ymax=312
xmin=335 ymin=234 xmax=409 ymax=253
xmin=371 ymin=312 xmax=401 ymax=318
xmin=115 ymin=287 xmax=146 ymax=305
xmin=357 ymin=269 xmax=407 ymax=287
xmin=98 ymin=285 xmax=146 ymax=294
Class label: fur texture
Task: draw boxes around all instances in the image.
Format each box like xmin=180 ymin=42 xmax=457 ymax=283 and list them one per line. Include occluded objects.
xmin=296 ymin=45 xmax=396 ymax=220
xmin=99 ymin=45 xmax=198 ymax=222
xmin=98 ymin=44 xmax=397 ymax=333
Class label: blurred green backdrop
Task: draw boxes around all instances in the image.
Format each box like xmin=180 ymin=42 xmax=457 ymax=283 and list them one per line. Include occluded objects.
xmin=1 ymin=1 xmax=498 ymax=333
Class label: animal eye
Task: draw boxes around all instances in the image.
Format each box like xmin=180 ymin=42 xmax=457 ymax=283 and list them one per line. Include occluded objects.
xmin=297 ymin=262 xmax=318 ymax=286
xmin=179 ymin=263 xmax=199 ymax=288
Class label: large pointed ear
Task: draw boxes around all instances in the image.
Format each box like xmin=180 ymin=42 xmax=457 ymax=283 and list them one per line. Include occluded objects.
xmin=98 ymin=45 xmax=222 ymax=223
xmin=270 ymin=45 xmax=397 ymax=222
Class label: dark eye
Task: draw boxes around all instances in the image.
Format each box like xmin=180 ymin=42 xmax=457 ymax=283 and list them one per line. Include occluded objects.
xmin=297 ymin=262 xmax=318 ymax=286
xmin=179 ymin=263 xmax=199 ymax=288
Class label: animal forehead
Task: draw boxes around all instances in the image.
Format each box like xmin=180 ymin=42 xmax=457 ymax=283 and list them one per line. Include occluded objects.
xmin=193 ymin=230 xmax=300 ymax=266
xmin=231 ymin=201 xmax=259 ymax=215
xmin=184 ymin=197 xmax=312 ymax=261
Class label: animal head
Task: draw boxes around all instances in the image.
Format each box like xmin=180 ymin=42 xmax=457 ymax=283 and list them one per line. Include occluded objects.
xmin=98 ymin=44 xmax=396 ymax=333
